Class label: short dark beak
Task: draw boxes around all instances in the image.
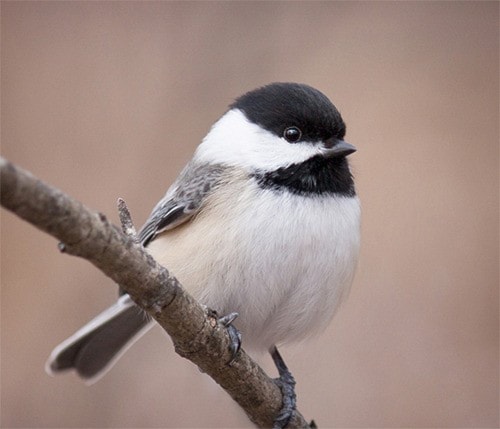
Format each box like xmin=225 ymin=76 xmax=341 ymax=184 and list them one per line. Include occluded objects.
xmin=320 ymin=138 xmax=357 ymax=158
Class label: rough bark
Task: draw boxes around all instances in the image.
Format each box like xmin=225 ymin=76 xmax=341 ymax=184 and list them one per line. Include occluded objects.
xmin=0 ymin=157 xmax=312 ymax=428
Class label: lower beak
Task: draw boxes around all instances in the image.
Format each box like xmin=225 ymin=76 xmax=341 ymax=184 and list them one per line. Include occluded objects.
xmin=320 ymin=139 xmax=357 ymax=158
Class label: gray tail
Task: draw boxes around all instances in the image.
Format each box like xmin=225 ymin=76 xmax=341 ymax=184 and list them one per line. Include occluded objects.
xmin=46 ymin=294 xmax=153 ymax=384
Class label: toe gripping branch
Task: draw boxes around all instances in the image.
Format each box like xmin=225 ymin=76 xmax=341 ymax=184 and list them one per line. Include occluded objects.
xmin=217 ymin=312 xmax=242 ymax=365
xmin=216 ymin=314 xmax=314 ymax=428
xmin=270 ymin=346 xmax=297 ymax=429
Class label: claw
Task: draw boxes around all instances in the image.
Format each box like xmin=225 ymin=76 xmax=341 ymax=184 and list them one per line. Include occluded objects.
xmin=218 ymin=312 xmax=241 ymax=365
xmin=270 ymin=346 xmax=296 ymax=429
xmin=218 ymin=311 xmax=238 ymax=326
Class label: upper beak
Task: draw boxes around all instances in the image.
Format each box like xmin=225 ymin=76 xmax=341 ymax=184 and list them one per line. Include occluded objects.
xmin=320 ymin=138 xmax=357 ymax=158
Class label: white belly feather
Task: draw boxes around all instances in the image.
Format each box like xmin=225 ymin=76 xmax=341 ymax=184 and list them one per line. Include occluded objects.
xmin=146 ymin=176 xmax=360 ymax=351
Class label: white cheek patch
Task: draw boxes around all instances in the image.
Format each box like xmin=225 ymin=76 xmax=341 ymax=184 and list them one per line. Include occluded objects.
xmin=195 ymin=109 xmax=322 ymax=171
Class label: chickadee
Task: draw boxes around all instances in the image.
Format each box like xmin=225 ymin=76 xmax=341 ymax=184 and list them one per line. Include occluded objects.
xmin=46 ymin=82 xmax=360 ymax=426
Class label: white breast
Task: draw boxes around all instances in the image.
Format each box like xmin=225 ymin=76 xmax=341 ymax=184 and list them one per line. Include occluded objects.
xmin=146 ymin=175 xmax=360 ymax=352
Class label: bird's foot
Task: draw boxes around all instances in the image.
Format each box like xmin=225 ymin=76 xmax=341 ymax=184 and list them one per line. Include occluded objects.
xmin=217 ymin=312 xmax=241 ymax=365
xmin=270 ymin=346 xmax=297 ymax=429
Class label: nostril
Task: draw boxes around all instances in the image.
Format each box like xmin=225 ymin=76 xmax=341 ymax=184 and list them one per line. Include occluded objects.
xmin=323 ymin=137 xmax=338 ymax=149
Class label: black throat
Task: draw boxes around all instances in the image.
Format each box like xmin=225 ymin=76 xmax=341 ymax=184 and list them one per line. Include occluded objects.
xmin=251 ymin=155 xmax=356 ymax=197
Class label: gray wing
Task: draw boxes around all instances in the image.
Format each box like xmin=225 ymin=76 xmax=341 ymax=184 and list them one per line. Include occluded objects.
xmin=138 ymin=162 xmax=226 ymax=246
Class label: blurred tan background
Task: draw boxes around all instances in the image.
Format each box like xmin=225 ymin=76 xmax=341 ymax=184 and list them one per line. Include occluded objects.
xmin=1 ymin=2 xmax=498 ymax=428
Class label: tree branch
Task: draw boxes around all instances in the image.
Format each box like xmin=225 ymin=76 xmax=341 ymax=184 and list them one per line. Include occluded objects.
xmin=0 ymin=157 xmax=312 ymax=428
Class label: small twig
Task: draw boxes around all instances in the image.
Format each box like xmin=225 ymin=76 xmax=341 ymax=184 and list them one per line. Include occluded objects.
xmin=117 ymin=197 xmax=137 ymax=239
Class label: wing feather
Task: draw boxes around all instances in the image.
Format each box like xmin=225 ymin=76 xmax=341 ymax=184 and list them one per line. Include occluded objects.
xmin=138 ymin=162 xmax=226 ymax=246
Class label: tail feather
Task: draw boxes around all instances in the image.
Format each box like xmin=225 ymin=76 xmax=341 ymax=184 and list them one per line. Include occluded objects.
xmin=46 ymin=294 xmax=153 ymax=384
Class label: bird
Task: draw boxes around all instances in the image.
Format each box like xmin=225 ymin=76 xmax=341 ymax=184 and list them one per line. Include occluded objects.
xmin=46 ymin=82 xmax=360 ymax=428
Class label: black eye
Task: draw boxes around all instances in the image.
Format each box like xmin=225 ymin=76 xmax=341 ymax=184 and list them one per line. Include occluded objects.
xmin=283 ymin=126 xmax=302 ymax=143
